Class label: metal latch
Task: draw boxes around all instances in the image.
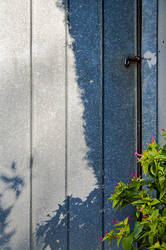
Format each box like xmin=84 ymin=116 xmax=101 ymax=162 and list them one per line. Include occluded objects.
xmin=124 ymin=56 xmax=142 ymax=67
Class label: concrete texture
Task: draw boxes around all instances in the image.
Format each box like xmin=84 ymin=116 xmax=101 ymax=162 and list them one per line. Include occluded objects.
xmin=158 ymin=0 xmax=166 ymax=143
xmin=0 ymin=0 xmax=30 ymax=249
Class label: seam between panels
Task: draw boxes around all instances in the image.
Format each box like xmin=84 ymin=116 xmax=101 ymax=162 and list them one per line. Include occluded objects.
xmin=30 ymin=0 xmax=34 ymax=249
xmin=137 ymin=0 xmax=142 ymax=177
xmin=100 ymin=0 xmax=105 ymax=249
xmin=65 ymin=0 xmax=69 ymax=249
xmin=156 ymin=0 xmax=159 ymax=142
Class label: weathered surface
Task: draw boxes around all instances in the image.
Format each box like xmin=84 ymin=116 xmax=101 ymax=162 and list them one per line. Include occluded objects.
xmin=158 ymin=0 xmax=166 ymax=142
xmin=142 ymin=0 xmax=158 ymax=146
xmin=68 ymin=0 xmax=102 ymax=249
xmin=104 ymin=1 xmax=137 ymax=249
xmin=0 ymin=1 xmax=30 ymax=249
xmin=32 ymin=0 xmax=66 ymax=249
xmin=0 ymin=0 xmax=154 ymax=249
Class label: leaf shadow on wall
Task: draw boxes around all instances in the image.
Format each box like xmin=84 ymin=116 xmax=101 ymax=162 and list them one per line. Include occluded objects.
xmin=0 ymin=162 xmax=24 ymax=248
xmin=36 ymin=1 xmax=103 ymax=249
xmin=36 ymin=1 xmax=134 ymax=250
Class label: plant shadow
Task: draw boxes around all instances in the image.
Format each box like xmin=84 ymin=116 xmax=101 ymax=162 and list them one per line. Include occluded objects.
xmin=0 ymin=162 xmax=24 ymax=249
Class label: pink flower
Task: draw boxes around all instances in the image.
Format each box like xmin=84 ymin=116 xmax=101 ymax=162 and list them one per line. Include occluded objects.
xmin=114 ymin=236 xmax=118 ymax=239
xmin=143 ymin=215 xmax=147 ymax=219
xmin=134 ymin=152 xmax=142 ymax=157
xmin=151 ymin=136 xmax=155 ymax=143
xmin=162 ymin=129 xmax=165 ymax=132
xmin=116 ymin=183 xmax=119 ymax=187
xmin=99 ymin=237 xmax=103 ymax=241
xmin=112 ymin=219 xmax=119 ymax=224
xmin=105 ymin=231 xmax=108 ymax=235
xmin=130 ymin=172 xmax=136 ymax=178
xmin=128 ymin=216 xmax=130 ymax=220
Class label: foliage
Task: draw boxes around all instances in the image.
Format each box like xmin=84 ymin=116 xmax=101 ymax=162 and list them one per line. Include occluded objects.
xmin=100 ymin=130 xmax=166 ymax=249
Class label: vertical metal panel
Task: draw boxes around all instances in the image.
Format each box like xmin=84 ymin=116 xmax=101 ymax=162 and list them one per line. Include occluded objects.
xmin=32 ymin=1 xmax=66 ymax=249
xmin=67 ymin=0 xmax=102 ymax=249
xmin=0 ymin=0 xmax=145 ymax=249
xmin=0 ymin=1 xmax=30 ymax=249
xmin=136 ymin=0 xmax=143 ymax=178
xmin=158 ymin=0 xmax=166 ymax=142
xmin=142 ymin=0 xmax=158 ymax=146
xmin=104 ymin=1 xmax=137 ymax=249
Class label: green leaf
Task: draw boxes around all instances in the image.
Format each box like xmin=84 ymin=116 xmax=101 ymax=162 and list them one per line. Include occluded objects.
xmin=124 ymin=217 xmax=129 ymax=225
xmin=138 ymin=231 xmax=149 ymax=240
xmin=160 ymin=190 xmax=166 ymax=199
xmin=143 ymin=162 xmax=149 ymax=176
xmin=159 ymin=154 xmax=166 ymax=160
xmin=132 ymin=200 xmax=145 ymax=205
xmin=136 ymin=211 xmax=140 ymax=219
xmin=159 ymin=176 xmax=165 ymax=185
xmin=112 ymin=199 xmax=119 ymax=208
xmin=150 ymin=165 xmax=156 ymax=176
xmin=133 ymin=222 xmax=143 ymax=239
xmin=151 ymin=198 xmax=160 ymax=206
xmin=161 ymin=242 xmax=166 ymax=248
xmin=149 ymin=233 xmax=155 ymax=245
xmin=149 ymin=241 xmax=161 ymax=249
xmin=158 ymin=224 xmax=165 ymax=235
xmin=152 ymin=209 xmax=159 ymax=218
xmin=122 ymin=235 xmax=133 ymax=250
xmin=150 ymin=222 xmax=157 ymax=233
xmin=162 ymin=208 xmax=166 ymax=216
xmin=117 ymin=235 xmax=123 ymax=247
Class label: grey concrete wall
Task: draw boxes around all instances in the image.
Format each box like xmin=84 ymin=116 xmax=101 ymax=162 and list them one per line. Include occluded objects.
xmin=158 ymin=0 xmax=166 ymax=142
xmin=0 ymin=1 xmax=30 ymax=249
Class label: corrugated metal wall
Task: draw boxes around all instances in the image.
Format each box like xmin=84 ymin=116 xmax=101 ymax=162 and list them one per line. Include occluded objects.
xmin=0 ymin=0 xmax=158 ymax=249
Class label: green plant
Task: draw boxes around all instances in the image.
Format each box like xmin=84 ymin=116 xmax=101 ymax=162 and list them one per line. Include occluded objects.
xmin=101 ymin=130 xmax=166 ymax=249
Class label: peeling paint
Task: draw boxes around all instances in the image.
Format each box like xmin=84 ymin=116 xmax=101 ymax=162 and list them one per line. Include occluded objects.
xmin=144 ymin=51 xmax=156 ymax=69
xmin=79 ymin=223 xmax=85 ymax=229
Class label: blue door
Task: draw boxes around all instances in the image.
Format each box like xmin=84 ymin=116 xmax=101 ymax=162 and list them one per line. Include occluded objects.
xmin=0 ymin=0 xmax=154 ymax=249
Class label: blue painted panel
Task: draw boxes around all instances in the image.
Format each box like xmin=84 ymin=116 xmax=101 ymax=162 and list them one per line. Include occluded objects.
xmin=142 ymin=0 xmax=158 ymax=146
xmin=68 ymin=0 xmax=102 ymax=249
xmin=104 ymin=1 xmax=137 ymax=249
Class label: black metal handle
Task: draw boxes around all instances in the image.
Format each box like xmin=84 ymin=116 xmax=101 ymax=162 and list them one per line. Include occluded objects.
xmin=124 ymin=56 xmax=142 ymax=67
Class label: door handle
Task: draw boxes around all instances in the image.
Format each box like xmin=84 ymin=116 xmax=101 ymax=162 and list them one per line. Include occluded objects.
xmin=124 ymin=56 xmax=142 ymax=67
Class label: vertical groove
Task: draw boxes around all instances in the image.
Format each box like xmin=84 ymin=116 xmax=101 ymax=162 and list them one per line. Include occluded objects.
xmin=30 ymin=0 xmax=33 ymax=249
xmin=156 ymin=0 xmax=159 ymax=143
xmin=100 ymin=0 xmax=105 ymax=249
xmin=137 ymin=0 xmax=142 ymax=178
xmin=65 ymin=0 xmax=69 ymax=249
